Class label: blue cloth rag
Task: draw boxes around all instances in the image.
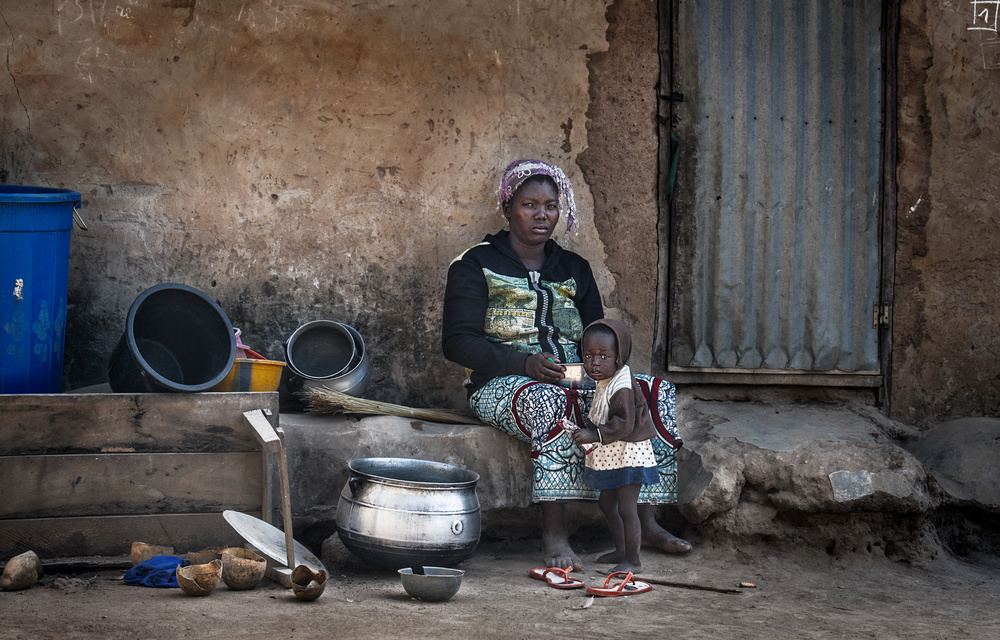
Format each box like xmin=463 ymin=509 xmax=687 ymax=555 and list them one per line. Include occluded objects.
xmin=122 ymin=555 xmax=189 ymax=588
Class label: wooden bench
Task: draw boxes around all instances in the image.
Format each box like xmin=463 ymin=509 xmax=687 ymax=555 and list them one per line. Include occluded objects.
xmin=0 ymin=392 xmax=279 ymax=561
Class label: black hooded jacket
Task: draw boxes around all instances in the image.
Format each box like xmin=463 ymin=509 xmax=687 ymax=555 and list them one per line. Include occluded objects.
xmin=442 ymin=230 xmax=604 ymax=397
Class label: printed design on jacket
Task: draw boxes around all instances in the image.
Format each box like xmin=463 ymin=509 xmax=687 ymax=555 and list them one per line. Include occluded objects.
xmin=481 ymin=268 xmax=584 ymax=362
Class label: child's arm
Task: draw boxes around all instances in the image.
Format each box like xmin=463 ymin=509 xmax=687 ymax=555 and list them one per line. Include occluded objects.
xmin=560 ymin=419 xmax=600 ymax=452
xmin=592 ymin=388 xmax=637 ymax=444
xmin=572 ymin=426 xmax=600 ymax=445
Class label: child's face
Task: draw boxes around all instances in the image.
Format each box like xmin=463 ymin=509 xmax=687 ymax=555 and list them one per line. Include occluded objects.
xmin=582 ymin=332 xmax=618 ymax=381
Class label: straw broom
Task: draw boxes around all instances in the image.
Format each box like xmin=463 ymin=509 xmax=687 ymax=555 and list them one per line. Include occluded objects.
xmin=300 ymin=386 xmax=482 ymax=425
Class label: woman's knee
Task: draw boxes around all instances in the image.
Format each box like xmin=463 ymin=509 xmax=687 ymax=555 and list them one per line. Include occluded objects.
xmin=512 ymin=383 xmax=569 ymax=435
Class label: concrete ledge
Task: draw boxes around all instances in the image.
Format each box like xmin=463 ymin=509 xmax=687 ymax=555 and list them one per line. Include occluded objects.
xmin=278 ymin=397 xmax=967 ymax=562
xmin=675 ymin=398 xmax=943 ymax=560
xmin=905 ymin=417 xmax=1000 ymax=510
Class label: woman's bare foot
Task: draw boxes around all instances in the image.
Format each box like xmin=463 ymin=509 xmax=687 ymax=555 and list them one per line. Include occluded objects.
xmin=541 ymin=502 xmax=583 ymax=570
xmin=596 ymin=550 xmax=624 ymax=564
xmin=542 ymin=534 xmax=582 ymax=571
xmin=608 ymin=559 xmax=643 ymax=575
xmin=638 ymin=505 xmax=693 ymax=554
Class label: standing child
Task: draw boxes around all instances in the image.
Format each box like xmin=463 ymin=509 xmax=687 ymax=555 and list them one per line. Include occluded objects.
xmin=572 ymin=319 xmax=660 ymax=575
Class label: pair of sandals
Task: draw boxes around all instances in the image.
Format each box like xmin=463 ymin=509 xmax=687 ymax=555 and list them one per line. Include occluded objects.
xmin=529 ymin=567 xmax=652 ymax=596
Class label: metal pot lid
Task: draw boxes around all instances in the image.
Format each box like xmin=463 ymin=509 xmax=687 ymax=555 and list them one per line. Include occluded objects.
xmin=223 ymin=510 xmax=326 ymax=574
xmin=348 ymin=457 xmax=480 ymax=487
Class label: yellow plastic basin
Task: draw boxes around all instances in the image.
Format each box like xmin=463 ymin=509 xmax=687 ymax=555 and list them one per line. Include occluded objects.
xmin=209 ymin=358 xmax=285 ymax=392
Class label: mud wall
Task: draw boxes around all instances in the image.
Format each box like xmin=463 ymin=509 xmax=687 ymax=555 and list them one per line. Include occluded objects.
xmin=0 ymin=0 xmax=670 ymax=407
xmin=578 ymin=0 xmax=660 ymax=373
xmin=893 ymin=1 xmax=1000 ymax=424
xmin=6 ymin=0 xmax=991 ymax=426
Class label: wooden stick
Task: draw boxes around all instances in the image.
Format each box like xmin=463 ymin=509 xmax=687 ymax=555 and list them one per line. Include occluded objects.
xmin=276 ymin=429 xmax=295 ymax=571
xmin=642 ymin=577 xmax=743 ymax=594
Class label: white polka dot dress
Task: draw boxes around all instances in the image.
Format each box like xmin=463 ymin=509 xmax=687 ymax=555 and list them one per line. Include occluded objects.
xmin=583 ymin=365 xmax=660 ymax=490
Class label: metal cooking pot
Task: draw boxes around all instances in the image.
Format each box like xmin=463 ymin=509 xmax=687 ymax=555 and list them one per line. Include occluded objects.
xmin=283 ymin=321 xmax=371 ymax=398
xmin=284 ymin=320 xmax=355 ymax=379
xmin=335 ymin=458 xmax=481 ymax=570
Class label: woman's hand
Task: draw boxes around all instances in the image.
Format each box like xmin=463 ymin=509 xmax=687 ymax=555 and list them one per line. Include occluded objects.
xmin=525 ymin=352 xmax=565 ymax=383
xmin=573 ymin=428 xmax=599 ymax=445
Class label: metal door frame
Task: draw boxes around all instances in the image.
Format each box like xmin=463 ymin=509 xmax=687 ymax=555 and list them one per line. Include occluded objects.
xmin=653 ymin=0 xmax=898 ymax=408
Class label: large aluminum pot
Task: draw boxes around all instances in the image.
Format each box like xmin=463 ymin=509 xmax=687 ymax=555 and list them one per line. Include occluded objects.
xmin=336 ymin=458 xmax=481 ymax=570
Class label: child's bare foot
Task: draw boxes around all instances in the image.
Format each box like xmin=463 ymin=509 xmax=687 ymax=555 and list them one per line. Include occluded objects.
xmin=596 ymin=550 xmax=624 ymax=564
xmin=609 ymin=559 xmax=643 ymax=575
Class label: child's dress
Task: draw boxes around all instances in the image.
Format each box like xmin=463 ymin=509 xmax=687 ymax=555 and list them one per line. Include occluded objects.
xmin=582 ymin=363 xmax=660 ymax=490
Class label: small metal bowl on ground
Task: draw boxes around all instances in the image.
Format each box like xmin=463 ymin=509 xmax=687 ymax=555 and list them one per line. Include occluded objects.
xmin=398 ymin=567 xmax=465 ymax=602
xmin=555 ymin=363 xmax=595 ymax=390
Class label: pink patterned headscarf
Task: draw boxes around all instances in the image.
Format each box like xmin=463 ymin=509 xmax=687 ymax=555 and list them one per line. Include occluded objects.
xmin=496 ymin=159 xmax=578 ymax=233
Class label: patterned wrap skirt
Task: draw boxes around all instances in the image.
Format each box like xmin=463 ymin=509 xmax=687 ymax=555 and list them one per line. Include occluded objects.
xmin=469 ymin=374 xmax=681 ymax=503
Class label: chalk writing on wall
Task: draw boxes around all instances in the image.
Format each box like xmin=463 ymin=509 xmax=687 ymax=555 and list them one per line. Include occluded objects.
xmin=969 ymin=1 xmax=1000 ymax=32
xmin=969 ymin=1 xmax=1000 ymax=69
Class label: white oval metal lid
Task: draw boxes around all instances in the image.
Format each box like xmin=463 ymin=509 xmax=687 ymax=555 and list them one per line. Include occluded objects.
xmin=223 ymin=510 xmax=326 ymax=574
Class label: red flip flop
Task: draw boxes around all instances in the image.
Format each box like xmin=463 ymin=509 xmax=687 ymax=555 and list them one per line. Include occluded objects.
xmin=528 ymin=566 xmax=585 ymax=589
xmin=585 ymin=571 xmax=652 ymax=597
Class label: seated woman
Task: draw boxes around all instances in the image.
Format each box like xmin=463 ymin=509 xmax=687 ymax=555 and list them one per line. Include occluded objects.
xmin=442 ymin=158 xmax=691 ymax=570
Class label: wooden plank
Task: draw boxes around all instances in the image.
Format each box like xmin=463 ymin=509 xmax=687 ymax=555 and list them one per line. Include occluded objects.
xmin=244 ymin=409 xmax=281 ymax=525
xmin=0 ymin=452 xmax=263 ymax=518
xmin=0 ymin=392 xmax=279 ymax=455
xmin=877 ymin=0 xmax=900 ymax=411
xmin=0 ymin=513 xmax=255 ymax=559
xmin=244 ymin=409 xmax=280 ymax=453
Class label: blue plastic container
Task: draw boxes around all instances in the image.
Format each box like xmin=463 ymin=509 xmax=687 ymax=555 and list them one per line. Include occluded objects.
xmin=0 ymin=185 xmax=79 ymax=393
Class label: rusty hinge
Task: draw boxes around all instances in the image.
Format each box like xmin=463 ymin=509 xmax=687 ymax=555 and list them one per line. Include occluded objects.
xmin=872 ymin=303 xmax=889 ymax=328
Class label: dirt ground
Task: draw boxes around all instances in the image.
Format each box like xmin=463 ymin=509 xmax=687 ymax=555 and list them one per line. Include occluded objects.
xmin=3 ymin=534 xmax=998 ymax=640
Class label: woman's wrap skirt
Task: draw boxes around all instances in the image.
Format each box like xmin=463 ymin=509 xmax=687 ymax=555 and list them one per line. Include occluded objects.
xmin=470 ymin=374 xmax=681 ymax=503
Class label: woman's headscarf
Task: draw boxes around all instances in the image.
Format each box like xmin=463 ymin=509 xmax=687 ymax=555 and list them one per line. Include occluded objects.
xmin=496 ymin=159 xmax=578 ymax=233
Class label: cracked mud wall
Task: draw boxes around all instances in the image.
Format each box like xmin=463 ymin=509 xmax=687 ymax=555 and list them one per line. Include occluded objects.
xmin=578 ymin=0 xmax=660 ymax=375
xmin=0 ymin=1 xmax=640 ymax=406
xmin=6 ymin=0 xmax=994 ymax=426
xmin=893 ymin=1 xmax=1000 ymax=424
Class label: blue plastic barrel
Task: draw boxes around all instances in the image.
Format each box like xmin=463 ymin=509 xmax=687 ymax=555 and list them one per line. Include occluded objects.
xmin=0 ymin=185 xmax=78 ymax=393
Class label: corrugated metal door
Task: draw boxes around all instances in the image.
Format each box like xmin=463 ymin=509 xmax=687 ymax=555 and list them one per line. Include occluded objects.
xmin=669 ymin=0 xmax=883 ymax=374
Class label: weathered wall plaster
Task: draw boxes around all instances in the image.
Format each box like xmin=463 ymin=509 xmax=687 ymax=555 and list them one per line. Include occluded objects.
xmin=893 ymin=1 xmax=1000 ymax=423
xmin=3 ymin=0 xmax=998 ymax=426
xmin=1 ymin=0 xmax=631 ymax=407
xmin=579 ymin=0 xmax=660 ymax=375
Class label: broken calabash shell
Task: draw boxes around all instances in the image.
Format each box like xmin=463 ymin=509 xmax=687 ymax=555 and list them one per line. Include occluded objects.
xmin=1 ymin=550 xmax=43 ymax=591
xmin=131 ymin=541 xmax=175 ymax=566
xmin=290 ymin=565 xmax=327 ymax=601
xmin=186 ymin=546 xmax=227 ymax=565
xmin=176 ymin=559 xmax=223 ymax=596
xmin=220 ymin=547 xmax=267 ymax=590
